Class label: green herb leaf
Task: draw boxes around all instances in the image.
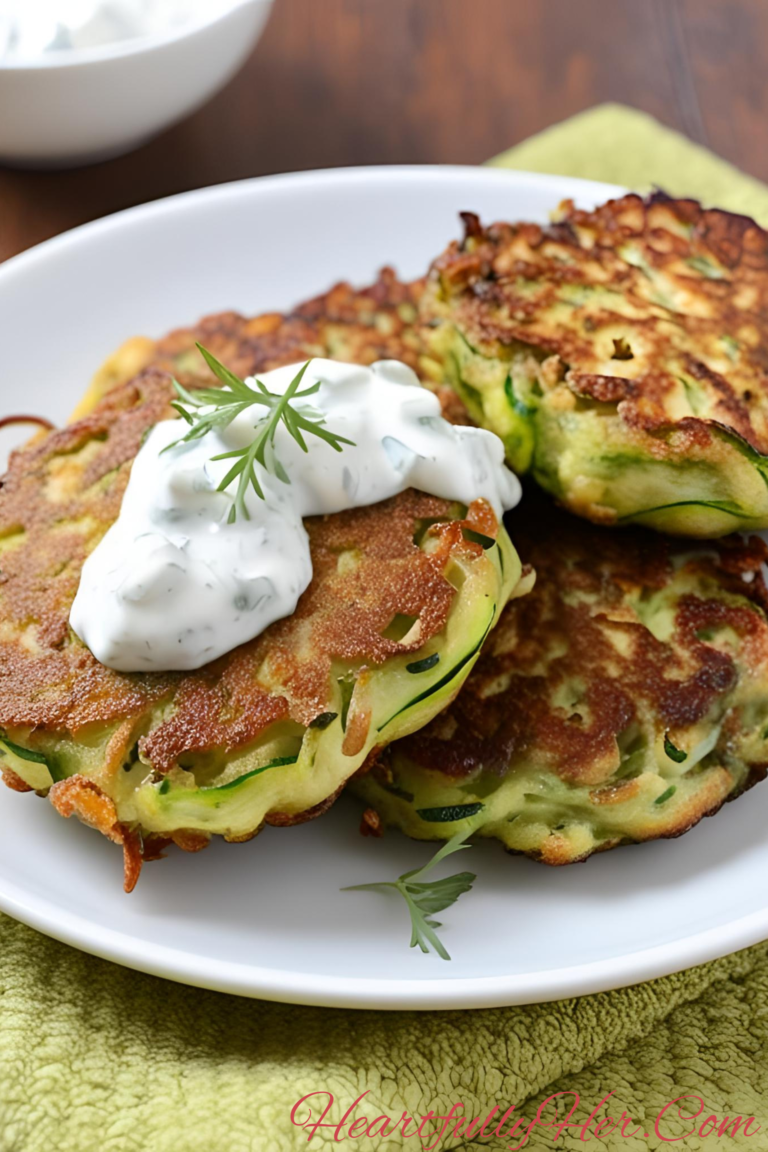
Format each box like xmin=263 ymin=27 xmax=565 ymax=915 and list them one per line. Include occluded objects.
xmin=342 ymin=830 xmax=476 ymax=960
xmin=663 ymin=734 xmax=688 ymax=763
xmin=161 ymin=350 xmax=355 ymax=522
xmin=655 ymin=784 xmax=677 ymax=805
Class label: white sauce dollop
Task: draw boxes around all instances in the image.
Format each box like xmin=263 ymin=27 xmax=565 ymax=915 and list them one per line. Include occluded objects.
xmin=70 ymin=359 xmax=521 ymax=672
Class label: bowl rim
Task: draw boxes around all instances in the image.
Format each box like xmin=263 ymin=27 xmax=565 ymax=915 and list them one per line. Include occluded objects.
xmin=0 ymin=0 xmax=269 ymax=72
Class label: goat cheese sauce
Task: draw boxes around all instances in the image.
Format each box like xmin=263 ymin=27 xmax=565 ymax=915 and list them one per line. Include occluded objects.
xmin=70 ymin=359 xmax=521 ymax=672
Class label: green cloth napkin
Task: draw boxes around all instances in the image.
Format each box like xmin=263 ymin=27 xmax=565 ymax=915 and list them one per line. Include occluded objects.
xmin=489 ymin=102 xmax=768 ymax=225
xmin=4 ymin=104 xmax=768 ymax=1152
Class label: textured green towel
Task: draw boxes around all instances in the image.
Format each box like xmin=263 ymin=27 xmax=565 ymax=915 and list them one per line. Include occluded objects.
xmin=4 ymin=104 xmax=768 ymax=1152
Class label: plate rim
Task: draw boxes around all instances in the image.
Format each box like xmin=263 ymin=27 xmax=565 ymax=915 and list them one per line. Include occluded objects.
xmin=3 ymin=163 xmax=762 ymax=1010
xmin=2 ymin=867 xmax=767 ymax=1009
xmin=0 ymin=164 xmax=625 ymax=283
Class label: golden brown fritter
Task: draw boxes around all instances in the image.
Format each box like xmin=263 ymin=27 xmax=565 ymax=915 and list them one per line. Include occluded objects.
xmin=352 ymin=488 xmax=768 ymax=864
xmin=423 ymin=193 xmax=768 ymax=535
xmin=0 ymin=318 xmax=520 ymax=887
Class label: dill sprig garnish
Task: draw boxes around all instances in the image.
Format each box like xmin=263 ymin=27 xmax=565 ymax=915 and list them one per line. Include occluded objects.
xmin=342 ymin=830 xmax=476 ymax=960
xmin=163 ymin=344 xmax=355 ymax=523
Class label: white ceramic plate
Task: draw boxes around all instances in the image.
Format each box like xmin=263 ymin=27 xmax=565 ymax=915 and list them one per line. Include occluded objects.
xmin=2 ymin=166 xmax=767 ymax=1010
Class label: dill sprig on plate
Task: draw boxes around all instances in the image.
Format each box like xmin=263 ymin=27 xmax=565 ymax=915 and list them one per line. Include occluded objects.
xmin=343 ymin=830 xmax=476 ymax=960
xmin=162 ymin=343 xmax=354 ymax=523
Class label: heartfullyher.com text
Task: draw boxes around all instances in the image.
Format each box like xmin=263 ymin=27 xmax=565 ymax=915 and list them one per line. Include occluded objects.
xmin=291 ymin=1089 xmax=760 ymax=1148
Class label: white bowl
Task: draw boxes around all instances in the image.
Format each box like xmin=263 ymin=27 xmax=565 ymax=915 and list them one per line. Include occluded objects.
xmin=0 ymin=0 xmax=273 ymax=168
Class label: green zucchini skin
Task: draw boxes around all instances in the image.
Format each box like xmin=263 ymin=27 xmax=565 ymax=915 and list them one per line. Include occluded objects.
xmin=376 ymin=608 xmax=496 ymax=733
xmin=531 ymin=402 xmax=768 ymax=537
xmin=438 ymin=320 xmax=768 ymax=537
xmin=0 ymin=737 xmax=58 ymax=789
xmin=416 ymin=802 xmax=484 ymax=823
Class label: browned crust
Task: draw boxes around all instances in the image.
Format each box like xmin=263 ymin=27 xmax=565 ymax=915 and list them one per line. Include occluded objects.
xmin=430 ymin=193 xmax=768 ymax=455
xmin=121 ymin=827 xmax=144 ymax=893
xmin=1 ymin=768 xmax=33 ymax=793
xmin=49 ymin=775 xmax=144 ymax=892
xmin=0 ymin=371 xmax=181 ymax=731
xmin=359 ymin=806 xmax=384 ymax=837
xmin=152 ymin=268 xmax=426 ymax=386
xmin=49 ymin=775 xmax=124 ymax=841
xmin=170 ymin=829 xmax=210 ymax=853
xmin=264 ymin=783 xmax=346 ymax=827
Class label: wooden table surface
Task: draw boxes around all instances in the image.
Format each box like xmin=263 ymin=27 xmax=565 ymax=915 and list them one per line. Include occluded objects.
xmin=1 ymin=0 xmax=766 ymax=263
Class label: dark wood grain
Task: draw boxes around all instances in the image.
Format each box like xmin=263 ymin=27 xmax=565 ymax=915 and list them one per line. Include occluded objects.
xmin=1 ymin=0 xmax=767 ymax=263
xmin=680 ymin=0 xmax=768 ymax=177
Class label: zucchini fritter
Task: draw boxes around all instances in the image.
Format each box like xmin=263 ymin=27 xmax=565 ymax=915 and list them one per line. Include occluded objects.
xmin=352 ymin=491 xmax=768 ymax=863
xmin=424 ymin=193 xmax=768 ymax=536
xmin=0 ymin=308 xmax=523 ymax=889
